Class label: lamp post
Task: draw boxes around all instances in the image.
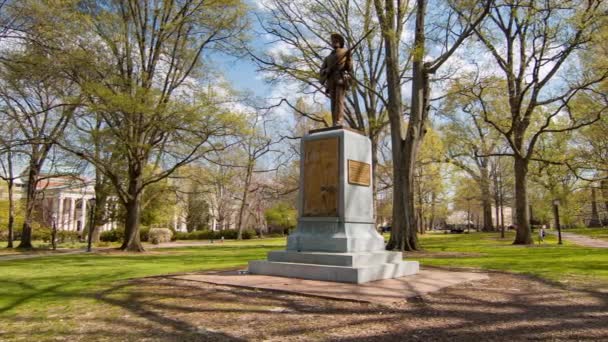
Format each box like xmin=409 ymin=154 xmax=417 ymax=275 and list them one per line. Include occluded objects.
xmin=51 ymin=213 xmax=57 ymax=250
xmin=86 ymin=198 xmax=96 ymax=252
xmin=553 ymin=199 xmax=562 ymax=245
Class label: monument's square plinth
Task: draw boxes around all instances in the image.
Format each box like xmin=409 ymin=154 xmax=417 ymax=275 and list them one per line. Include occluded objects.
xmin=249 ymin=128 xmax=418 ymax=283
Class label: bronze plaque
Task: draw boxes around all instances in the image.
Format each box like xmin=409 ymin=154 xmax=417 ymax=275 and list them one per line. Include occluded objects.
xmin=348 ymin=160 xmax=371 ymax=186
xmin=303 ymin=138 xmax=339 ymax=217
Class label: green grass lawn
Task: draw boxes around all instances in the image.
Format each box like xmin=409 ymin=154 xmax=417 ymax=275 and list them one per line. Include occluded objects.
xmin=1 ymin=232 xmax=606 ymax=329
xmin=409 ymin=231 xmax=608 ymax=284
xmin=562 ymin=227 xmax=608 ymax=241
xmin=0 ymin=240 xmax=121 ymax=255
xmin=0 ymin=238 xmax=286 ymax=316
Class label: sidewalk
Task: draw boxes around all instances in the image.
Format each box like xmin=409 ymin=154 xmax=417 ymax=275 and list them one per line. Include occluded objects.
xmin=548 ymin=231 xmax=608 ymax=248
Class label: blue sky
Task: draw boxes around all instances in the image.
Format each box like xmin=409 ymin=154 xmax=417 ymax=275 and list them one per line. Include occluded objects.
xmin=217 ymin=53 xmax=271 ymax=97
xmin=215 ymin=3 xmax=274 ymax=98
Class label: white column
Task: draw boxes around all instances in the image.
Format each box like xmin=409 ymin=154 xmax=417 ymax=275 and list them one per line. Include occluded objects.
xmin=57 ymin=197 xmax=64 ymax=230
xmin=69 ymin=197 xmax=76 ymax=231
xmin=81 ymin=199 xmax=87 ymax=233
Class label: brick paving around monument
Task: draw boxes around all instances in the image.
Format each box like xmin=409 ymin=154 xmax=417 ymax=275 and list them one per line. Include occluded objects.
xmin=2 ymin=267 xmax=606 ymax=341
xmin=173 ymin=269 xmax=488 ymax=305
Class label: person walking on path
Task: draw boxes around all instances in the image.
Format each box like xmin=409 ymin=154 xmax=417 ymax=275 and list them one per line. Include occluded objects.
xmin=538 ymin=225 xmax=546 ymax=244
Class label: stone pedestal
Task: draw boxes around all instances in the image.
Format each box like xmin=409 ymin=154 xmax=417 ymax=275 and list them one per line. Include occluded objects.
xmin=248 ymin=128 xmax=418 ymax=283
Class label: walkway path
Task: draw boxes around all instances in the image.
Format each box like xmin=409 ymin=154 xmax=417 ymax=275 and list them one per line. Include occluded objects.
xmin=548 ymin=231 xmax=608 ymax=248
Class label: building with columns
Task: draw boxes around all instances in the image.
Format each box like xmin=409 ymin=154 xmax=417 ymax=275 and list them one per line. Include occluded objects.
xmin=35 ymin=177 xmax=116 ymax=234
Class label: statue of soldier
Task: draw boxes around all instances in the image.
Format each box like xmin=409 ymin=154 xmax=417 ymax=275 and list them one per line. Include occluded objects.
xmin=320 ymin=33 xmax=353 ymax=127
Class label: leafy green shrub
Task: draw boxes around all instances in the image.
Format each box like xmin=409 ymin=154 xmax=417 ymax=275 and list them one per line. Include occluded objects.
xmin=100 ymin=229 xmax=124 ymax=242
xmin=174 ymin=231 xmax=189 ymax=240
xmin=264 ymin=232 xmax=287 ymax=238
xmin=190 ymin=230 xmax=215 ymax=240
xmin=33 ymin=227 xmax=52 ymax=242
xmin=241 ymin=229 xmax=256 ymax=240
xmin=95 ymin=241 xmax=112 ymax=247
xmin=57 ymin=230 xmax=80 ymax=243
xmin=140 ymin=226 xmax=150 ymax=242
xmin=219 ymin=229 xmax=237 ymax=239
xmin=172 ymin=229 xmax=255 ymax=240
xmin=149 ymin=228 xmax=172 ymax=244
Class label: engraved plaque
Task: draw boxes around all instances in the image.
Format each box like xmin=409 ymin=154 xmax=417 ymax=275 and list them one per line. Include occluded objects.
xmin=348 ymin=160 xmax=371 ymax=186
xmin=303 ymin=138 xmax=339 ymax=217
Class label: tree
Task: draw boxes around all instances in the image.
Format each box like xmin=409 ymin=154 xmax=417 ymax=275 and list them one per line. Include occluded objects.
xmin=0 ymin=0 xmax=27 ymax=41
xmin=0 ymin=121 xmax=21 ymax=248
xmin=490 ymin=149 xmax=514 ymax=237
xmin=414 ymin=127 xmax=447 ymax=233
xmin=265 ymin=202 xmax=296 ymax=234
xmin=253 ymin=0 xmax=392 ymax=213
xmin=442 ymin=78 xmax=504 ymax=231
xmin=139 ymin=170 xmax=177 ymax=228
xmin=0 ymin=46 xmax=79 ymax=249
xmin=458 ymin=0 xmax=608 ymax=244
xmin=528 ymin=131 xmax=580 ymax=226
xmin=234 ymin=111 xmax=285 ymax=239
xmin=452 ymin=175 xmax=483 ymax=230
xmin=30 ymin=0 xmax=249 ymax=251
xmin=374 ymin=0 xmax=490 ymax=250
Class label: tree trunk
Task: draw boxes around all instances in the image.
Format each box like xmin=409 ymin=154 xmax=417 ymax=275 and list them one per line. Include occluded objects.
xmin=122 ymin=198 xmax=143 ymax=251
xmin=493 ymin=174 xmax=500 ymax=234
xmin=237 ymin=164 xmax=253 ymax=240
xmin=121 ymin=175 xmax=144 ymax=252
xmin=480 ymin=164 xmax=493 ymax=231
xmin=386 ymin=140 xmax=409 ymax=250
xmin=401 ymin=0 xmax=428 ymax=251
xmin=513 ymin=156 xmax=532 ymax=244
xmin=18 ymin=164 xmax=39 ymax=249
xmin=430 ymin=190 xmax=436 ymax=231
xmin=378 ymin=0 xmax=424 ymax=251
xmin=371 ymin=134 xmax=379 ymax=226
xmin=92 ymin=224 xmax=102 ymax=243
xmin=378 ymin=0 xmax=413 ymax=251
xmin=601 ymin=180 xmax=608 ymax=214
xmin=589 ymin=187 xmax=601 ymax=227
xmin=6 ymin=178 xmax=14 ymax=248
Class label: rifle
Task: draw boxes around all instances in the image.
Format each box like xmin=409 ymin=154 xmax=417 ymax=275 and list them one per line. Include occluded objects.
xmin=320 ymin=27 xmax=377 ymax=86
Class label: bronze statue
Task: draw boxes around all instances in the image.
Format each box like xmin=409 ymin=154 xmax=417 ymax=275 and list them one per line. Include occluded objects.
xmin=320 ymin=33 xmax=353 ymax=127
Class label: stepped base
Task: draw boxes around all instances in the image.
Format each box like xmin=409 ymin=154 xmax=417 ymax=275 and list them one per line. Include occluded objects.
xmin=248 ymin=250 xmax=419 ymax=284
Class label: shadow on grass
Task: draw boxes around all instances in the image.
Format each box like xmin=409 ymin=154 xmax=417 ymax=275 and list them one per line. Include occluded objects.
xmin=1 ymin=239 xmax=607 ymax=341
xmin=2 ymin=269 xmax=607 ymax=341
xmin=85 ymin=271 xmax=608 ymax=341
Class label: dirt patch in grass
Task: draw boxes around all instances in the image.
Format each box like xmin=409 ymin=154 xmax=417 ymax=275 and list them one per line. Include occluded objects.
xmin=2 ymin=270 xmax=606 ymax=341
xmin=92 ymin=248 xmax=182 ymax=256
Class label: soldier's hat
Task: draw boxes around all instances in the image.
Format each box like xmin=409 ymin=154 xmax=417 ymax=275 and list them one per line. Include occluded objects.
xmin=330 ymin=33 xmax=345 ymax=48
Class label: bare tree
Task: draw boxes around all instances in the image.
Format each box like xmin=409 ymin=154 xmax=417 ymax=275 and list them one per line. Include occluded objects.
xmin=441 ymin=75 xmax=508 ymax=231
xmin=457 ymin=0 xmax=608 ymax=244
xmin=0 ymin=46 xmax=79 ymax=248
xmin=234 ymin=111 xmax=286 ymax=239
xmin=0 ymin=121 xmax=21 ymax=248
xmin=374 ymin=0 xmax=490 ymax=250
xmin=252 ymin=0 xmax=395 ymax=215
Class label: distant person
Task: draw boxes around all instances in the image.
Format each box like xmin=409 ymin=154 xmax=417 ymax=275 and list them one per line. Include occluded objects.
xmin=539 ymin=225 xmax=546 ymax=244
